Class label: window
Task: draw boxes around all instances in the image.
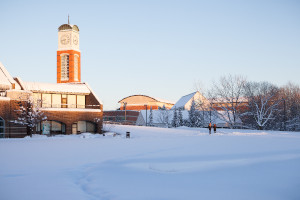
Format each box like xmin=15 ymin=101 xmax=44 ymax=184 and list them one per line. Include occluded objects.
xmin=0 ymin=117 xmax=4 ymax=138
xmin=61 ymin=94 xmax=67 ymax=108
xmin=68 ymin=95 xmax=76 ymax=108
xmin=77 ymin=95 xmax=85 ymax=108
xmin=61 ymin=54 xmax=69 ymax=81
xmin=37 ymin=121 xmax=66 ymax=135
xmin=75 ymin=121 xmax=96 ymax=133
xmin=77 ymin=121 xmax=86 ymax=133
xmin=37 ymin=93 xmax=86 ymax=109
xmin=33 ymin=93 xmax=42 ymax=107
xmin=86 ymin=122 xmax=96 ymax=132
xmin=42 ymin=93 xmax=51 ymax=108
xmin=52 ymin=94 xmax=61 ymax=108
xmin=74 ymin=54 xmax=79 ymax=81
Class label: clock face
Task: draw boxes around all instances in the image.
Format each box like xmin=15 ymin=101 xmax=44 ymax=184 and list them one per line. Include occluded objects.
xmin=73 ymin=35 xmax=78 ymax=45
xmin=60 ymin=34 xmax=70 ymax=45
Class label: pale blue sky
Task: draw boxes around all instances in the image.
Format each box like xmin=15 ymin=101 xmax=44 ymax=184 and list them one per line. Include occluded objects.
xmin=1 ymin=0 xmax=299 ymax=110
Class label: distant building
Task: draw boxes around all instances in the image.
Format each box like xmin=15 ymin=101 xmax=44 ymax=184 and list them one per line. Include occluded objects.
xmin=0 ymin=20 xmax=103 ymax=138
xmin=172 ymin=91 xmax=208 ymax=110
xmin=118 ymin=95 xmax=174 ymax=111
xmin=103 ymin=110 xmax=140 ymax=125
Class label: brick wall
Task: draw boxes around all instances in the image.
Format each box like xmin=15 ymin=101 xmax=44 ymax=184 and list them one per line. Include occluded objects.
xmin=57 ymin=50 xmax=81 ymax=83
xmin=42 ymin=109 xmax=103 ymax=134
xmin=120 ymin=105 xmax=159 ymax=111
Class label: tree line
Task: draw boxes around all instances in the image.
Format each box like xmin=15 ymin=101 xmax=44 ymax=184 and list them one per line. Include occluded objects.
xmin=170 ymin=75 xmax=300 ymax=131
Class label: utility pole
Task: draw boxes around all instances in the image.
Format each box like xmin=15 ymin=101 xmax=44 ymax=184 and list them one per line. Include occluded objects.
xmin=145 ymin=104 xmax=148 ymax=126
xmin=123 ymin=102 xmax=127 ymax=123
xmin=283 ymin=98 xmax=286 ymax=131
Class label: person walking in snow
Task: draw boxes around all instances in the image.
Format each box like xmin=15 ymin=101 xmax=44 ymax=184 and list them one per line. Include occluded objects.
xmin=208 ymin=123 xmax=212 ymax=135
xmin=213 ymin=124 xmax=217 ymax=133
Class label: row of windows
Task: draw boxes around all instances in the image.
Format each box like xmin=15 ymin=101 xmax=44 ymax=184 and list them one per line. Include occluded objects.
xmin=36 ymin=120 xmax=96 ymax=135
xmin=33 ymin=93 xmax=85 ymax=108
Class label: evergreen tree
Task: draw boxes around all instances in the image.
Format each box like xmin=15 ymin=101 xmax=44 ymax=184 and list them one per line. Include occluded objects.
xmin=172 ymin=107 xmax=178 ymax=127
xmin=189 ymin=99 xmax=197 ymax=127
xmin=149 ymin=106 xmax=154 ymax=126
xmin=178 ymin=107 xmax=183 ymax=126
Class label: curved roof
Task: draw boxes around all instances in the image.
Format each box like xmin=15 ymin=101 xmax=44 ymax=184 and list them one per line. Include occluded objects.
xmin=58 ymin=24 xmax=79 ymax=32
xmin=118 ymin=94 xmax=174 ymax=104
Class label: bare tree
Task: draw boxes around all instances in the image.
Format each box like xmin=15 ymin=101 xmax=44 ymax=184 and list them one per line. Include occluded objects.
xmin=209 ymin=74 xmax=247 ymax=128
xmin=278 ymin=82 xmax=300 ymax=131
xmin=244 ymin=81 xmax=281 ymax=130
xmin=157 ymin=105 xmax=171 ymax=127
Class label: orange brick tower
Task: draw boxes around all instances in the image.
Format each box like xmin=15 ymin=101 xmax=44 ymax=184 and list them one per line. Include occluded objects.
xmin=57 ymin=17 xmax=81 ymax=83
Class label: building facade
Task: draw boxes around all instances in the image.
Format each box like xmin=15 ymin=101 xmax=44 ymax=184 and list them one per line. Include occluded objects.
xmin=118 ymin=95 xmax=174 ymax=111
xmin=0 ymin=20 xmax=103 ymax=138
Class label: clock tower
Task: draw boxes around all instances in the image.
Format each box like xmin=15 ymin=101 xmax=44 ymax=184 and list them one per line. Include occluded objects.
xmin=57 ymin=19 xmax=81 ymax=83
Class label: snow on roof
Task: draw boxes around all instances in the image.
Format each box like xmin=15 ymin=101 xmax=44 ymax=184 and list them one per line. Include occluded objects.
xmin=153 ymin=97 xmax=175 ymax=105
xmin=23 ymin=81 xmax=90 ymax=94
xmin=0 ymin=62 xmax=20 ymax=90
xmin=118 ymin=94 xmax=174 ymax=105
xmin=172 ymin=92 xmax=197 ymax=109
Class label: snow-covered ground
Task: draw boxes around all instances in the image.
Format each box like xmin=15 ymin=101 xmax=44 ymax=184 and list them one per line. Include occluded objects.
xmin=1 ymin=125 xmax=300 ymax=200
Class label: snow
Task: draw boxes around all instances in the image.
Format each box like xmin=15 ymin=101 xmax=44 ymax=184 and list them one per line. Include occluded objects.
xmin=172 ymin=91 xmax=199 ymax=110
xmin=40 ymin=107 xmax=102 ymax=112
xmin=23 ymin=81 xmax=91 ymax=94
xmin=1 ymin=125 xmax=300 ymax=200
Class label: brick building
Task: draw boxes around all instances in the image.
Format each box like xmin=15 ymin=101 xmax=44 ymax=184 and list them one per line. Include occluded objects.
xmin=118 ymin=95 xmax=174 ymax=111
xmin=103 ymin=110 xmax=140 ymax=125
xmin=0 ymin=20 xmax=103 ymax=138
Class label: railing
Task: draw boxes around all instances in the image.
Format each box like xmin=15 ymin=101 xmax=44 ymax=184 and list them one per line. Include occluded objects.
xmin=38 ymin=104 xmax=101 ymax=109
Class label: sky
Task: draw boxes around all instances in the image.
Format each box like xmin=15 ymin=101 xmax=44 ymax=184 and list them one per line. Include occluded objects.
xmin=0 ymin=0 xmax=299 ymax=110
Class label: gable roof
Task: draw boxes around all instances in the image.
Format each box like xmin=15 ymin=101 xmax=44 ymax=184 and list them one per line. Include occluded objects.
xmin=0 ymin=62 xmax=21 ymax=90
xmin=172 ymin=92 xmax=198 ymax=109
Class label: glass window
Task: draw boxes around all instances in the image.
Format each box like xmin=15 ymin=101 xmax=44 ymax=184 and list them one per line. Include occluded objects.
xmin=68 ymin=95 xmax=76 ymax=108
xmin=61 ymin=94 xmax=67 ymax=108
xmin=86 ymin=122 xmax=96 ymax=133
xmin=42 ymin=94 xmax=52 ymax=108
xmin=51 ymin=121 xmax=62 ymax=131
xmin=33 ymin=93 xmax=42 ymax=107
xmin=42 ymin=121 xmax=51 ymax=134
xmin=74 ymin=54 xmax=79 ymax=81
xmin=77 ymin=121 xmax=86 ymax=133
xmin=61 ymin=54 xmax=69 ymax=81
xmin=52 ymin=94 xmax=61 ymax=108
xmin=77 ymin=95 xmax=85 ymax=108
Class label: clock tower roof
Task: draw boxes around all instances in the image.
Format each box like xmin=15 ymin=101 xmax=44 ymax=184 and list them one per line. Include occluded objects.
xmin=58 ymin=24 xmax=79 ymax=32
